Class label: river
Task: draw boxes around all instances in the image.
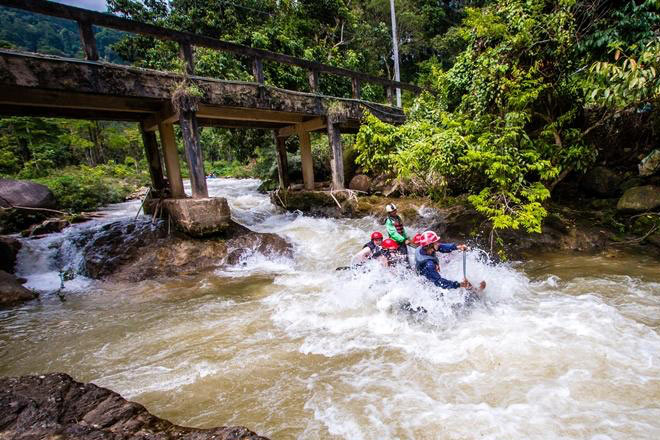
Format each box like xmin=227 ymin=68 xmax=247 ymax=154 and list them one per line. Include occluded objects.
xmin=1 ymin=178 xmax=659 ymax=439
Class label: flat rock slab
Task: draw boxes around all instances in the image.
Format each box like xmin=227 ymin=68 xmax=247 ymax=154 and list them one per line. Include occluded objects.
xmin=163 ymin=197 xmax=231 ymax=237
xmin=0 ymin=373 xmax=269 ymax=439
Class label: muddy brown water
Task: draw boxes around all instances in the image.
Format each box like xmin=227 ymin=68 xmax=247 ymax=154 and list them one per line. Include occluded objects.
xmin=1 ymin=179 xmax=659 ymax=439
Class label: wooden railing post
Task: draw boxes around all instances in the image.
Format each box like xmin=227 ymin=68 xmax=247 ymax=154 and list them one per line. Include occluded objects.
xmin=179 ymin=40 xmax=194 ymax=75
xmin=77 ymin=20 xmax=98 ymax=61
xmin=252 ymin=57 xmax=264 ymax=85
xmin=386 ymin=85 xmax=394 ymax=106
xmin=308 ymin=70 xmax=319 ymax=93
xmin=351 ymin=77 xmax=361 ymax=100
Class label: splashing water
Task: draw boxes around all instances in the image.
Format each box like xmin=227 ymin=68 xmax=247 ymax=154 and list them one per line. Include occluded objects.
xmin=1 ymin=178 xmax=659 ymax=439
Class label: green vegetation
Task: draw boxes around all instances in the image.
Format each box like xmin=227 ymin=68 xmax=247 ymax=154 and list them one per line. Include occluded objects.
xmin=356 ymin=0 xmax=660 ymax=235
xmin=0 ymin=117 xmax=149 ymax=212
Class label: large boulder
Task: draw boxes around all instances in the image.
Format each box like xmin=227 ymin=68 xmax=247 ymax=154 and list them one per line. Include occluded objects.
xmin=582 ymin=166 xmax=622 ymax=196
xmin=162 ymin=197 xmax=231 ymax=237
xmin=0 ymin=179 xmax=56 ymax=209
xmin=0 ymin=373 xmax=269 ymax=440
xmin=76 ymin=218 xmax=292 ymax=282
xmin=616 ymin=185 xmax=660 ymax=212
xmin=0 ymin=270 xmax=36 ymax=307
xmin=349 ymin=174 xmax=372 ymax=193
xmin=0 ymin=236 xmax=21 ymax=273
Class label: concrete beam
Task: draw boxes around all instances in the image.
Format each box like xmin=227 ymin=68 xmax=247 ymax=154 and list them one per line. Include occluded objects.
xmin=158 ymin=122 xmax=186 ymax=199
xmin=277 ymin=117 xmax=326 ymax=138
xmin=273 ymin=132 xmax=289 ymax=189
xmin=298 ymin=127 xmax=315 ymax=191
xmin=327 ymin=120 xmax=344 ymax=190
xmin=140 ymin=122 xmax=166 ymax=192
xmin=178 ymin=110 xmax=208 ymax=199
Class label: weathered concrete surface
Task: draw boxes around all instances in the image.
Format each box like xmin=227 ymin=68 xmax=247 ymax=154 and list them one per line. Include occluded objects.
xmin=0 ymin=373 xmax=269 ymax=440
xmin=76 ymin=219 xmax=291 ymax=281
xmin=0 ymin=270 xmax=36 ymax=307
xmin=0 ymin=50 xmax=405 ymax=128
xmin=162 ymin=197 xmax=231 ymax=237
xmin=617 ymin=185 xmax=660 ymax=212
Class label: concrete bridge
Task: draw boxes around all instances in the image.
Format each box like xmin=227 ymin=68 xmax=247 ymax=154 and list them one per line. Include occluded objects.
xmin=0 ymin=0 xmax=420 ymax=233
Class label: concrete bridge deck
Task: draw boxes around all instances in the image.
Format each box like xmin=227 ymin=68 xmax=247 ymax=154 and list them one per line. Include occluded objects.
xmin=0 ymin=0 xmax=420 ymax=234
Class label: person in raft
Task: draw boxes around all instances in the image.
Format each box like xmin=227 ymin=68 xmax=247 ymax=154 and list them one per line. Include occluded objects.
xmin=415 ymin=230 xmax=486 ymax=291
xmin=385 ymin=204 xmax=411 ymax=259
xmin=351 ymin=231 xmax=384 ymax=264
xmin=378 ymin=238 xmax=407 ymax=268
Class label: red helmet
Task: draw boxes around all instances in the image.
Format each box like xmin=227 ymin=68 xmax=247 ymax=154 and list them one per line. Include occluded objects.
xmin=412 ymin=233 xmax=422 ymax=245
xmin=381 ymin=238 xmax=399 ymax=250
xmin=418 ymin=230 xmax=440 ymax=247
xmin=371 ymin=231 xmax=383 ymax=240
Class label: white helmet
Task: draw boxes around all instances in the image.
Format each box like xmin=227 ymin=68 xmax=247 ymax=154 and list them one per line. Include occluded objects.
xmin=385 ymin=203 xmax=397 ymax=213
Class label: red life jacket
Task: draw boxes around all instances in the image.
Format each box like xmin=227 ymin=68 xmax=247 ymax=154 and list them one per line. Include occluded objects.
xmin=389 ymin=215 xmax=404 ymax=234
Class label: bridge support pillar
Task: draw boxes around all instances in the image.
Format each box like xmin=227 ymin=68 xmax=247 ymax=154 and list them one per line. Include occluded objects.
xmin=273 ymin=132 xmax=289 ymax=189
xmin=297 ymin=128 xmax=315 ymax=190
xmin=140 ymin=123 xmax=166 ymax=194
xmin=327 ymin=120 xmax=344 ymax=190
xmin=158 ymin=122 xmax=186 ymax=199
xmin=178 ymin=110 xmax=208 ymax=198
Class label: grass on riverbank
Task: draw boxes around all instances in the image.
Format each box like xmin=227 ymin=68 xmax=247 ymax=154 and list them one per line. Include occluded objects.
xmin=32 ymin=163 xmax=149 ymax=212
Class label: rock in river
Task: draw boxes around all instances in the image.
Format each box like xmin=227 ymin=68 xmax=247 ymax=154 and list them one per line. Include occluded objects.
xmin=616 ymin=185 xmax=660 ymax=213
xmin=0 ymin=270 xmax=36 ymax=307
xmin=0 ymin=373 xmax=269 ymax=439
xmin=77 ymin=218 xmax=292 ymax=281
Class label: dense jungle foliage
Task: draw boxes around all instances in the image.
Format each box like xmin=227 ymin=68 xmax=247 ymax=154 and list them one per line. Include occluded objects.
xmin=1 ymin=0 xmax=659 ymax=236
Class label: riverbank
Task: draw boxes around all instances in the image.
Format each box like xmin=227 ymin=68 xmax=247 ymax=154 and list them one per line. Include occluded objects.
xmin=270 ymin=189 xmax=660 ymax=260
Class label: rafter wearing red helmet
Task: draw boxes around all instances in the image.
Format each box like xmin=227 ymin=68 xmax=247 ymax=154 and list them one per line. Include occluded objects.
xmin=351 ymin=231 xmax=384 ymax=264
xmin=414 ymin=230 xmax=476 ymax=290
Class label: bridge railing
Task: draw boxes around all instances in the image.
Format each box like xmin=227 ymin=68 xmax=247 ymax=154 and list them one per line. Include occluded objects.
xmin=0 ymin=0 xmax=422 ymax=106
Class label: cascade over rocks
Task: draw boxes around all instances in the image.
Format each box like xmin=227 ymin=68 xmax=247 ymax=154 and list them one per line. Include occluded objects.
xmin=0 ymin=373 xmax=269 ymax=440
xmin=77 ymin=218 xmax=292 ymax=281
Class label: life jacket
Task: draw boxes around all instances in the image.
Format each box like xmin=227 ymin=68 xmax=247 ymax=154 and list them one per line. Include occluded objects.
xmin=382 ymin=249 xmax=402 ymax=266
xmin=363 ymin=241 xmax=382 ymax=259
xmin=388 ymin=215 xmax=405 ymax=235
xmin=415 ymin=246 xmax=438 ymax=273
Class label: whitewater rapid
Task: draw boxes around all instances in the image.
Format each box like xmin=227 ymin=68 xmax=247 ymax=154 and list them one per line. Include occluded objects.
xmin=2 ymin=178 xmax=659 ymax=439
